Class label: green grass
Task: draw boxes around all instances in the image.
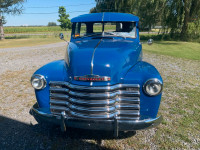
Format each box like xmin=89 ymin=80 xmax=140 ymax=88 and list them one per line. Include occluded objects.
xmin=143 ymin=41 xmax=200 ymax=60
xmin=0 ymin=32 xmax=70 ymax=48
xmin=0 ymin=36 xmax=69 ymax=48
xmin=4 ymin=26 xmax=66 ymax=33
xmin=0 ymin=37 xmax=60 ymax=48
xmin=153 ymin=86 xmax=200 ymax=149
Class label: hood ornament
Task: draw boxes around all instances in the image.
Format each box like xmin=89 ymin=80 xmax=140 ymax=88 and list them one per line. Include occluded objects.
xmin=74 ymin=74 xmax=111 ymax=82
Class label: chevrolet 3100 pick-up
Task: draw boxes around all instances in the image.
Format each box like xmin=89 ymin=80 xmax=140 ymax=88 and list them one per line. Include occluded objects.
xmin=30 ymin=12 xmax=163 ymax=137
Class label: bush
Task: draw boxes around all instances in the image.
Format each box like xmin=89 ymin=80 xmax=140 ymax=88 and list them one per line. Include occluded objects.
xmin=48 ymin=22 xmax=57 ymax=26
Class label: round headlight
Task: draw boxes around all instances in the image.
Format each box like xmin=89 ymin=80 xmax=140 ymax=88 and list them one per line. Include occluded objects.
xmin=31 ymin=74 xmax=46 ymax=90
xmin=143 ymin=79 xmax=163 ymax=96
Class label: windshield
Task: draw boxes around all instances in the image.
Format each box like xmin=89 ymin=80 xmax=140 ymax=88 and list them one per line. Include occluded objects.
xmin=72 ymin=22 xmax=136 ymax=39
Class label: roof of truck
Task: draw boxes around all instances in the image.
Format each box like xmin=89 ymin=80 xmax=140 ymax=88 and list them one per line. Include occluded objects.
xmin=71 ymin=12 xmax=139 ymax=23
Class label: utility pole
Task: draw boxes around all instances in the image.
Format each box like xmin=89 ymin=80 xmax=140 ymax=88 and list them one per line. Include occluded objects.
xmin=0 ymin=12 xmax=5 ymax=40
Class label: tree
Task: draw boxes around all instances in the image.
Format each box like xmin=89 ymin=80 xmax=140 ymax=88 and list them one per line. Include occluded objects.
xmin=90 ymin=0 xmax=136 ymax=13
xmin=91 ymin=0 xmax=200 ymax=40
xmin=57 ymin=6 xmax=71 ymax=30
xmin=135 ymin=0 xmax=166 ymax=31
xmin=0 ymin=0 xmax=25 ymax=40
xmin=161 ymin=0 xmax=200 ymax=39
xmin=1 ymin=16 xmax=6 ymax=24
xmin=48 ymin=22 xmax=57 ymax=26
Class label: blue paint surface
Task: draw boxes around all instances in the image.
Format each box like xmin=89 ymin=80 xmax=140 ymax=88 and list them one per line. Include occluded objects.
xmin=33 ymin=12 xmax=162 ymax=119
xmin=71 ymin=12 xmax=139 ymax=23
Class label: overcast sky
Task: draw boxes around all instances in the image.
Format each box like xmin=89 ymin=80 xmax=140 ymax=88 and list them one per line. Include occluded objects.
xmin=4 ymin=0 xmax=96 ymax=26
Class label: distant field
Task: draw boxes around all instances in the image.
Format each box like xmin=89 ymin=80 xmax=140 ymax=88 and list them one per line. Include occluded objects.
xmin=4 ymin=26 xmax=66 ymax=33
xmin=143 ymin=41 xmax=200 ymax=61
xmin=4 ymin=24 xmax=126 ymax=34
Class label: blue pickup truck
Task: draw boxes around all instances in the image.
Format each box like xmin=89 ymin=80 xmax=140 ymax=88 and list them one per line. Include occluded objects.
xmin=30 ymin=12 xmax=163 ymax=137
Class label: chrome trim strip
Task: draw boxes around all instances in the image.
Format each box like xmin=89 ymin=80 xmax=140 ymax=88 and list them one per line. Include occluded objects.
xmin=50 ymin=90 xmax=140 ymax=99
xmin=50 ymin=100 xmax=69 ymax=106
xmin=50 ymin=97 xmax=139 ymax=106
xmin=116 ymin=116 xmax=140 ymax=120
xmin=116 ymin=104 xmax=140 ymax=110
xmin=50 ymin=106 xmax=69 ymax=112
xmin=102 ymin=12 xmax=105 ymax=22
xmin=118 ymin=97 xmax=140 ymax=103
xmin=69 ymin=105 xmax=116 ymax=113
xmin=67 ymin=98 xmax=116 ymax=106
xmin=50 ymin=87 xmax=69 ymax=93
xmin=50 ymin=94 xmax=69 ymax=100
xmin=50 ymin=81 xmax=140 ymax=92
xmin=90 ymin=39 xmax=102 ymax=74
xmin=70 ymin=111 xmax=115 ymax=119
xmin=50 ymin=97 xmax=116 ymax=106
xmin=117 ymin=110 xmax=140 ymax=116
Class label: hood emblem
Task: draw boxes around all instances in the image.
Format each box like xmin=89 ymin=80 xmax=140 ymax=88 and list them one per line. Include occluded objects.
xmin=74 ymin=74 xmax=111 ymax=82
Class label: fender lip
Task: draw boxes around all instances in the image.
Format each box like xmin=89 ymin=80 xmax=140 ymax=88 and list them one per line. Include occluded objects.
xmin=30 ymin=103 xmax=163 ymax=131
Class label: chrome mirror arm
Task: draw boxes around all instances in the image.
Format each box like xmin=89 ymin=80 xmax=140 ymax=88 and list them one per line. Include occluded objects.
xmin=59 ymin=33 xmax=69 ymax=43
xmin=140 ymin=39 xmax=153 ymax=45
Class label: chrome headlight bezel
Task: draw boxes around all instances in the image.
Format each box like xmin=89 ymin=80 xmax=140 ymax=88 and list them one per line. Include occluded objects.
xmin=143 ymin=78 xmax=163 ymax=96
xmin=31 ymin=74 xmax=47 ymax=90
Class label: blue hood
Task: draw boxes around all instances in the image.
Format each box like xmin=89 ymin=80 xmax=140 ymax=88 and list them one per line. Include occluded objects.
xmin=67 ymin=38 xmax=142 ymax=85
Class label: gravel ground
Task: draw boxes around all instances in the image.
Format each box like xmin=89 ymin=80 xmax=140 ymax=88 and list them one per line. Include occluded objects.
xmin=0 ymin=43 xmax=199 ymax=150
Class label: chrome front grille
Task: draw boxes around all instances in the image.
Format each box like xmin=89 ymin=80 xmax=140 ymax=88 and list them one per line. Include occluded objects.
xmin=49 ymin=81 xmax=140 ymax=120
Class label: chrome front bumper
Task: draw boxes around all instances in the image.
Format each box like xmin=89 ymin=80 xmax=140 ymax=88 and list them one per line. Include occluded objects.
xmin=30 ymin=103 xmax=162 ymax=137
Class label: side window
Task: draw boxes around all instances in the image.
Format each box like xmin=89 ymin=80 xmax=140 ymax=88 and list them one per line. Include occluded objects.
xmin=93 ymin=23 xmax=102 ymax=33
xmin=74 ymin=23 xmax=87 ymax=38
xmin=80 ymin=23 xmax=87 ymax=36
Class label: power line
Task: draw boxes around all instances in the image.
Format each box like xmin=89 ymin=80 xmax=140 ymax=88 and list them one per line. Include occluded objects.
xmin=23 ymin=10 xmax=90 ymax=14
xmin=27 ymin=3 xmax=96 ymax=8
xmin=22 ymin=7 xmax=134 ymax=15
xmin=23 ymin=12 xmax=57 ymax=14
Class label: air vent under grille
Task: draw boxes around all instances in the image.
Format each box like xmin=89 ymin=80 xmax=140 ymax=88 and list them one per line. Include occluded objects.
xmin=49 ymin=81 xmax=140 ymax=120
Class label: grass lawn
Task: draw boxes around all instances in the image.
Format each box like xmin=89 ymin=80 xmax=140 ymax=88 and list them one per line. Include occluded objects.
xmin=143 ymin=41 xmax=200 ymax=61
xmin=0 ymin=33 xmax=71 ymax=49
xmin=0 ymin=37 xmax=62 ymax=48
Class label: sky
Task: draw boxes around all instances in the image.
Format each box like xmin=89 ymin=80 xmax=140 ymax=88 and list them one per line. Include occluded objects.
xmin=4 ymin=0 xmax=96 ymax=26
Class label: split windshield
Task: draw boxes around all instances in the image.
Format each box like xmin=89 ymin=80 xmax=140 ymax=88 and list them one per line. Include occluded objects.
xmin=72 ymin=22 xmax=136 ymax=39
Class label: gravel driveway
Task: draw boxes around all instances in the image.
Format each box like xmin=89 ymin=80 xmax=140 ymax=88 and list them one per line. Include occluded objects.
xmin=0 ymin=43 xmax=199 ymax=150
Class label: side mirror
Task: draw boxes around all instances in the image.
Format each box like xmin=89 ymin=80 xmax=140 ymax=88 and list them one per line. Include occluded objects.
xmin=147 ymin=39 xmax=153 ymax=45
xmin=59 ymin=33 xmax=64 ymax=40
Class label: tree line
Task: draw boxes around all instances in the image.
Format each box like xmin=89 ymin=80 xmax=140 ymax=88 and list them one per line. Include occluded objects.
xmin=90 ymin=0 xmax=200 ymax=40
xmin=1 ymin=1 xmax=200 ymax=41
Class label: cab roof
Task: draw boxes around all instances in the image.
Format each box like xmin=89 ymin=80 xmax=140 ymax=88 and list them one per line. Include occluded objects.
xmin=71 ymin=12 xmax=139 ymax=23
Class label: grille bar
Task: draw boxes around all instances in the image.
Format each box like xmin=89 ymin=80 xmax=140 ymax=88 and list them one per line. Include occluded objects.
xmin=50 ymin=81 xmax=139 ymax=92
xmin=50 ymin=81 xmax=140 ymax=120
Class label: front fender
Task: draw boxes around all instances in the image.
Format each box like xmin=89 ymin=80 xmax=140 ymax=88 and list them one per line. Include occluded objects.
xmin=33 ymin=60 xmax=68 ymax=111
xmin=123 ymin=61 xmax=163 ymax=119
